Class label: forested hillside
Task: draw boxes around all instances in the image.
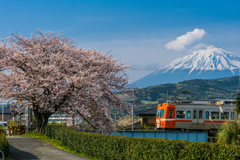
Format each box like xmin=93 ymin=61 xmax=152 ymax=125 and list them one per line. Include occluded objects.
xmin=127 ymin=76 xmax=239 ymax=115
xmin=134 ymin=76 xmax=239 ymax=101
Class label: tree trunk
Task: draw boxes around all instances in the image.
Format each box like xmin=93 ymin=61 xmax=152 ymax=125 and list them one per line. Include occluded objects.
xmin=33 ymin=109 xmax=52 ymax=133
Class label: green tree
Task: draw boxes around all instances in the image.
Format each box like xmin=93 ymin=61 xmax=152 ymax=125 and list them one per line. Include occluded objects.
xmin=217 ymin=121 xmax=240 ymax=145
xmin=234 ymin=93 xmax=240 ymax=115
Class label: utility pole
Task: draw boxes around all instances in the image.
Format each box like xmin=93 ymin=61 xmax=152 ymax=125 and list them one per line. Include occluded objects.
xmin=239 ymin=69 xmax=240 ymax=93
xmin=167 ymin=91 xmax=169 ymax=104
xmin=13 ymin=104 xmax=15 ymax=126
xmin=132 ymin=105 xmax=134 ymax=131
xmin=234 ymin=69 xmax=240 ymax=93
xmin=2 ymin=105 xmax=4 ymax=121
xmin=25 ymin=106 xmax=29 ymax=133
xmin=29 ymin=108 xmax=32 ymax=131
xmin=60 ymin=110 xmax=62 ymax=124
xmin=115 ymin=111 xmax=117 ymax=128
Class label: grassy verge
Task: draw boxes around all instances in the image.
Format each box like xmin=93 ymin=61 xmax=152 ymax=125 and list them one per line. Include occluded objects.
xmin=19 ymin=131 xmax=97 ymax=160
xmin=1 ymin=157 xmax=13 ymax=160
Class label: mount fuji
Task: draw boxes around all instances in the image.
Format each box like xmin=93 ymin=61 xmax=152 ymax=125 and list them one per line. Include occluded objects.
xmin=131 ymin=43 xmax=240 ymax=88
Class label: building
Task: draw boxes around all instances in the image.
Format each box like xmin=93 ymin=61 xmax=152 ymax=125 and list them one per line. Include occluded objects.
xmin=0 ymin=115 xmax=11 ymax=121
xmin=48 ymin=113 xmax=85 ymax=126
xmin=0 ymin=104 xmax=19 ymax=122
xmin=116 ymin=115 xmax=141 ymax=129
xmin=135 ymin=108 xmax=157 ymax=128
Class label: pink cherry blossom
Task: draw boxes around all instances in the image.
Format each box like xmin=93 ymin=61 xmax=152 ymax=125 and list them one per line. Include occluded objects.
xmin=0 ymin=30 xmax=130 ymax=132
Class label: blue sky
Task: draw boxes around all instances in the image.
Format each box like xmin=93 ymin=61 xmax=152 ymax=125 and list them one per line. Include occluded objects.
xmin=0 ymin=0 xmax=239 ymax=82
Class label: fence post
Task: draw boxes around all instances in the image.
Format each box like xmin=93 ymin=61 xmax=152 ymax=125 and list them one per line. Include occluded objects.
xmin=0 ymin=150 xmax=5 ymax=160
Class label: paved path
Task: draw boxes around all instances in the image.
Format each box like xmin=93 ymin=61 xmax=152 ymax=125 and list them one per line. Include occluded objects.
xmin=7 ymin=136 xmax=91 ymax=160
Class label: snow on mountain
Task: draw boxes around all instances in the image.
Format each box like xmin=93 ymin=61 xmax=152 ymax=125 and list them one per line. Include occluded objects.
xmin=162 ymin=43 xmax=240 ymax=74
xmin=131 ymin=43 xmax=240 ymax=88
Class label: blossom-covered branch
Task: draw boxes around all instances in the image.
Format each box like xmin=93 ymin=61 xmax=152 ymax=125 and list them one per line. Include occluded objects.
xmin=0 ymin=30 xmax=130 ymax=132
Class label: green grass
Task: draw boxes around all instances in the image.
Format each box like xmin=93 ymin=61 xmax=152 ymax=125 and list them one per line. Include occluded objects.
xmin=0 ymin=157 xmax=13 ymax=160
xmin=20 ymin=131 xmax=98 ymax=160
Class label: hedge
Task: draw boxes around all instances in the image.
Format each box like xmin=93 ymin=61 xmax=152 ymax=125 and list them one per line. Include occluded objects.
xmin=45 ymin=125 xmax=240 ymax=160
xmin=0 ymin=127 xmax=9 ymax=159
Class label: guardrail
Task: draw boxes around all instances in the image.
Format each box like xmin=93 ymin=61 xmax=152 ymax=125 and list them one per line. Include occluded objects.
xmin=0 ymin=150 xmax=5 ymax=160
xmin=8 ymin=127 xmax=36 ymax=136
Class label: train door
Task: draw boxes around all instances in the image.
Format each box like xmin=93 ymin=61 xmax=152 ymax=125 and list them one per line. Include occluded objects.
xmin=192 ymin=109 xmax=204 ymax=127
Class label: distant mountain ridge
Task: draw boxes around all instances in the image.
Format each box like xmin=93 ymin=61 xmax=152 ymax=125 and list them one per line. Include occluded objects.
xmin=132 ymin=43 xmax=240 ymax=88
xmin=134 ymin=76 xmax=239 ymax=102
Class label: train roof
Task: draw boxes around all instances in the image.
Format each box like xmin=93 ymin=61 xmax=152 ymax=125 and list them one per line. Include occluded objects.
xmin=173 ymin=99 xmax=235 ymax=105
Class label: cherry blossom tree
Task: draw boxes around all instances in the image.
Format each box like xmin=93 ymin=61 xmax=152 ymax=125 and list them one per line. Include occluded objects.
xmin=0 ymin=30 xmax=130 ymax=132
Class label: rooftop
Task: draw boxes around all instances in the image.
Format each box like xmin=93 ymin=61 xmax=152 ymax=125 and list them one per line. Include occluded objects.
xmin=135 ymin=108 xmax=157 ymax=116
xmin=0 ymin=107 xmax=19 ymax=114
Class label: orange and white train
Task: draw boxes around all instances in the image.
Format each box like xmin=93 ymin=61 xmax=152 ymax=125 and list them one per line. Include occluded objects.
xmin=156 ymin=100 xmax=237 ymax=132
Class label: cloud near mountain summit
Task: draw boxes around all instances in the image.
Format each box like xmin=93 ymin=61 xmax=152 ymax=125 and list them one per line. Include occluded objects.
xmin=165 ymin=28 xmax=206 ymax=51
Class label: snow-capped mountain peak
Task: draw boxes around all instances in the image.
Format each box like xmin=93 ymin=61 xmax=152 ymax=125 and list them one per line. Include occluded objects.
xmin=163 ymin=43 xmax=240 ymax=74
xmin=131 ymin=43 xmax=240 ymax=88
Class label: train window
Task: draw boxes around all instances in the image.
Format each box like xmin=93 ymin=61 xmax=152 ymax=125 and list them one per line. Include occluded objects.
xmin=206 ymin=111 xmax=209 ymax=119
xmin=199 ymin=110 xmax=203 ymax=119
xmin=176 ymin=111 xmax=185 ymax=119
xmin=187 ymin=111 xmax=191 ymax=119
xmin=157 ymin=110 xmax=160 ymax=118
xmin=221 ymin=112 xmax=229 ymax=120
xmin=193 ymin=110 xmax=197 ymax=119
xmin=231 ymin=112 xmax=235 ymax=120
xmin=160 ymin=109 xmax=165 ymax=118
xmin=211 ymin=112 xmax=219 ymax=119
xmin=170 ymin=110 xmax=172 ymax=119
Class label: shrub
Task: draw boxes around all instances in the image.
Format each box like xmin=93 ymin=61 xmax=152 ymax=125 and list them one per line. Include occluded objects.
xmin=179 ymin=142 xmax=240 ymax=159
xmin=0 ymin=127 xmax=9 ymax=158
xmin=217 ymin=121 xmax=240 ymax=145
xmin=45 ymin=125 xmax=240 ymax=160
xmin=0 ymin=127 xmax=5 ymax=137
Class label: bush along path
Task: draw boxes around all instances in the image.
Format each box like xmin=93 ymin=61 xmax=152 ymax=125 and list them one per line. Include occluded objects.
xmin=44 ymin=125 xmax=240 ymax=160
xmin=0 ymin=127 xmax=9 ymax=160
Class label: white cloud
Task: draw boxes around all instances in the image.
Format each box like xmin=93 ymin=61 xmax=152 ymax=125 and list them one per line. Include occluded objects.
xmin=165 ymin=28 xmax=206 ymax=51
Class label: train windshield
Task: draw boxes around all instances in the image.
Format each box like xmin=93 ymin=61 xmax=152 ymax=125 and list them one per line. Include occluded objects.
xmin=160 ymin=109 xmax=165 ymax=118
xmin=157 ymin=110 xmax=160 ymax=117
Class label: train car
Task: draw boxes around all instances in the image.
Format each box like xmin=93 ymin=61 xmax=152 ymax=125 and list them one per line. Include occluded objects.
xmin=156 ymin=100 xmax=237 ymax=133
